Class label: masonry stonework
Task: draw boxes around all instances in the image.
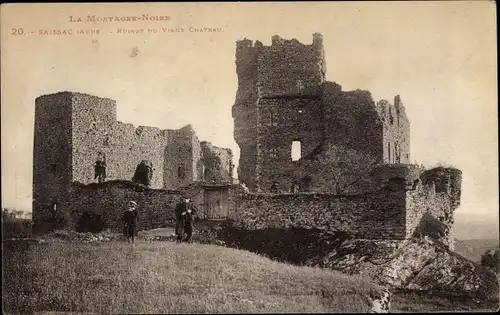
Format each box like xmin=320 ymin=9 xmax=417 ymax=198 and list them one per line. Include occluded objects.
xmin=33 ymin=91 xmax=233 ymax=228
xmin=201 ymin=141 xmax=234 ymax=183
xmin=231 ymin=190 xmax=408 ymax=239
xmin=229 ymin=34 xmax=461 ymax=248
xmin=232 ymin=34 xmax=411 ymax=194
xmin=230 ymin=165 xmax=462 ymax=247
xmin=61 ymin=181 xmax=183 ymax=232
xmin=33 ymin=34 xmax=462 ymax=249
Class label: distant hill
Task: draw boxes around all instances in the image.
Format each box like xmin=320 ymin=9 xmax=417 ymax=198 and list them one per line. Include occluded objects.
xmin=453 ymin=213 xmax=499 ymax=240
xmin=454 ymin=239 xmax=500 ymax=262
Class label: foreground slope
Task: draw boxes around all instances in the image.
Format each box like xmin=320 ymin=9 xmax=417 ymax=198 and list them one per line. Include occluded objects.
xmin=2 ymin=239 xmax=383 ymax=314
xmin=198 ymin=223 xmax=499 ymax=307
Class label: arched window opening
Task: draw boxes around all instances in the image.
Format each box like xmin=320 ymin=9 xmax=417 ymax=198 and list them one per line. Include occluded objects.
xmin=297 ymin=80 xmax=304 ymax=91
xmin=387 ymin=142 xmax=391 ymax=163
xmin=270 ymin=182 xmax=278 ymax=193
xmin=269 ymin=148 xmax=278 ymax=159
xmin=178 ymin=165 xmax=186 ymax=179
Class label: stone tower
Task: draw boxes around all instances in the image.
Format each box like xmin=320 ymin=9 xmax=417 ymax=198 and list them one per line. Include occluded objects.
xmin=33 ymin=92 xmax=116 ymax=225
xmin=233 ymin=34 xmax=326 ymax=192
xmin=232 ymin=34 xmax=411 ymax=194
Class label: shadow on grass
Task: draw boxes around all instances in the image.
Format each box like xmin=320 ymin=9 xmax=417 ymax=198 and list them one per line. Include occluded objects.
xmin=196 ymin=220 xmax=349 ymax=265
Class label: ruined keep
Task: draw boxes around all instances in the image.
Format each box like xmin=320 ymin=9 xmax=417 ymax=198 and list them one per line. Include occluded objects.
xmin=233 ymin=33 xmax=410 ymax=194
xmin=33 ymin=91 xmax=234 ymax=229
xmin=231 ymin=34 xmax=462 ymax=250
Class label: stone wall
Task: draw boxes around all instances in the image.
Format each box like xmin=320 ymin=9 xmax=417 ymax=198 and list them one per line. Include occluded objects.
xmin=231 ymin=189 xmax=407 ymax=239
xmin=375 ymin=96 xmax=411 ymax=164
xmin=35 ymin=91 xmax=230 ymax=191
xmin=233 ymin=38 xmax=260 ymax=191
xmin=33 ymin=93 xmax=74 ymax=226
xmin=256 ymin=34 xmax=325 ymax=97
xmin=70 ymin=93 xmax=121 ymax=185
xmin=62 ymin=181 xmax=183 ymax=232
xmin=163 ymin=125 xmax=203 ymax=189
xmin=256 ymin=97 xmax=323 ymax=192
xmin=321 ymin=83 xmax=384 ymax=159
xmin=34 ymin=91 xmax=233 ymax=229
xmin=108 ymin=123 xmax=169 ymax=188
xmin=405 ymin=167 xmax=462 ymax=250
xmin=230 ymin=165 xmax=462 ymax=244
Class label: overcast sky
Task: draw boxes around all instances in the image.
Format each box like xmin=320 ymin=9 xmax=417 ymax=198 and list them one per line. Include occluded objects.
xmin=1 ymin=2 xmax=498 ymax=237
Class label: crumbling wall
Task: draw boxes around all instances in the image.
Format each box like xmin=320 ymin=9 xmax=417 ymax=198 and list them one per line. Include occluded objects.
xmin=406 ymin=167 xmax=462 ymax=250
xmin=370 ymin=164 xmax=423 ymax=191
xmin=232 ymin=34 xmax=409 ymax=195
xmin=233 ymin=38 xmax=259 ymax=191
xmin=62 ymin=181 xmax=183 ymax=232
xmin=233 ymin=34 xmax=325 ymax=192
xmin=321 ymin=83 xmax=385 ymax=159
xmin=163 ymin=125 xmax=199 ymax=189
xmin=256 ymin=34 xmax=325 ymax=97
xmin=109 ymin=123 xmax=169 ymax=188
xmin=201 ymin=141 xmax=234 ymax=183
xmin=232 ymin=189 xmax=407 ymax=239
xmin=70 ymin=92 xmax=173 ymax=189
xmin=375 ymin=96 xmax=411 ymax=164
xmin=190 ymin=128 xmax=204 ymax=182
xmin=70 ymin=92 xmax=118 ymax=185
xmin=256 ymin=97 xmax=323 ymax=192
xmin=231 ymin=164 xmax=462 ymax=244
xmin=40 ymin=92 xmax=223 ymax=191
xmin=302 ymin=144 xmax=381 ymax=194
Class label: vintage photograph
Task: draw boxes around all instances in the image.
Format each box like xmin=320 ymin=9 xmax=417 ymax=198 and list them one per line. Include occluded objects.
xmin=1 ymin=1 xmax=498 ymax=313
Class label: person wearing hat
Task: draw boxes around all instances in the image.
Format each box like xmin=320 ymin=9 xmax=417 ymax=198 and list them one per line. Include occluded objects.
xmin=122 ymin=200 xmax=139 ymax=245
xmin=174 ymin=196 xmax=197 ymax=242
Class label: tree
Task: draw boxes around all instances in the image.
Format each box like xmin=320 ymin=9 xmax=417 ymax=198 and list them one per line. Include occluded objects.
xmin=317 ymin=144 xmax=380 ymax=194
xmin=2 ymin=207 xmax=14 ymax=218
xmin=481 ymin=248 xmax=499 ymax=272
xmin=2 ymin=207 xmax=23 ymax=218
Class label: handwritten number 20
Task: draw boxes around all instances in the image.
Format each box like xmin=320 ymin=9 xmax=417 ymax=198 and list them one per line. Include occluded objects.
xmin=12 ymin=28 xmax=24 ymax=35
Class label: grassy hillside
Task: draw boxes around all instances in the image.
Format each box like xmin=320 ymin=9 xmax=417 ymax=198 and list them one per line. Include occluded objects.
xmin=455 ymin=239 xmax=500 ymax=262
xmin=2 ymin=240 xmax=382 ymax=314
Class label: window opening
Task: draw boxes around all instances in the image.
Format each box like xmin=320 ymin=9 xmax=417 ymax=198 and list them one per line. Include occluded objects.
xmin=269 ymin=148 xmax=278 ymax=158
xmin=291 ymin=141 xmax=302 ymax=161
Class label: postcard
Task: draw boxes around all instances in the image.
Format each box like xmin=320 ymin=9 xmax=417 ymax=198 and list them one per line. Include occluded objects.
xmin=1 ymin=2 xmax=498 ymax=313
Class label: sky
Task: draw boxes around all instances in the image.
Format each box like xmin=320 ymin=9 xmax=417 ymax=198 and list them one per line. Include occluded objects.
xmin=1 ymin=2 xmax=498 ymax=238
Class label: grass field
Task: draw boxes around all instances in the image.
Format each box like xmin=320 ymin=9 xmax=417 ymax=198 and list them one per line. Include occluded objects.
xmin=2 ymin=239 xmax=383 ymax=314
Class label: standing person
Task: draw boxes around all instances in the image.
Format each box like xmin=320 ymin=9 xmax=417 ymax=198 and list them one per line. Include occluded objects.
xmin=174 ymin=197 xmax=197 ymax=243
xmin=94 ymin=160 xmax=106 ymax=183
xmin=122 ymin=200 xmax=138 ymax=245
xmin=174 ymin=196 xmax=186 ymax=240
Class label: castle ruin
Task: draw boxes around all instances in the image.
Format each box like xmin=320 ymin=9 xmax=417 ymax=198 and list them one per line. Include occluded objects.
xmin=32 ymin=34 xmax=462 ymax=251
xmin=233 ymin=33 xmax=410 ymax=194
xmin=230 ymin=34 xmax=461 ymax=250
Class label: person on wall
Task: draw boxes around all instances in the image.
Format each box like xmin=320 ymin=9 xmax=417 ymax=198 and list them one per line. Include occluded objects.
xmin=94 ymin=159 xmax=106 ymax=183
xmin=122 ymin=200 xmax=139 ymax=246
xmin=174 ymin=197 xmax=197 ymax=243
